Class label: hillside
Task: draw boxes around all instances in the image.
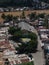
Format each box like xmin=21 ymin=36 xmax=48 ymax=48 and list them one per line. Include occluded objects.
xmin=0 ymin=0 xmax=49 ymax=9
xmin=0 ymin=0 xmax=33 ymax=7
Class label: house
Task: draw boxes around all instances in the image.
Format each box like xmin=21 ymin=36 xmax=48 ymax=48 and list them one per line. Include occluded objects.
xmin=0 ymin=8 xmax=4 ymax=12
xmin=38 ymin=18 xmax=44 ymax=26
xmin=3 ymin=54 xmax=34 ymax=65
xmin=4 ymin=23 xmax=9 ymax=27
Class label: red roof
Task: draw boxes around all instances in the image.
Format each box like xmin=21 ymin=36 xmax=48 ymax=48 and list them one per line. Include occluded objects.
xmin=0 ymin=41 xmax=15 ymax=51
xmin=21 ymin=59 xmax=29 ymax=63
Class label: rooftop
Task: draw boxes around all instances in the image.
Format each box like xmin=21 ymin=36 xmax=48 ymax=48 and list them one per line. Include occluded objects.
xmin=18 ymin=22 xmax=35 ymax=33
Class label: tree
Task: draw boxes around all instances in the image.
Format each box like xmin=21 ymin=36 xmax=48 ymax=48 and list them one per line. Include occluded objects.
xmin=28 ymin=53 xmax=32 ymax=59
xmin=28 ymin=32 xmax=37 ymax=40
xmin=44 ymin=17 xmax=48 ymax=29
xmin=17 ymin=38 xmax=38 ymax=54
xmin=21 ymin=11 xmax=25 ymax=19
xmin=8 ymin=27 xmax=17 ymax=35
xmin=20 ymin=61 xmax=34 ymax=65
xmin=5 ymin=59 xmax=9 ymax=65
xmin=1 ymin=14 xmax=13 ymax=22
xmin=12 ymin=16 xmax=18 ymax=26
xmin=1 ymin=13 xmax=6 ymax=19
xmin=8 ymin=26 xmax=38 ymax=54
xmin=6 ymin=14 xmax=13 ymax=21
xmin=29 ymin=12 xmax=36 ymax=20
xmin=38 ymin=13 xmax=45 ymax=18
xmin=16 ymin=32 xmax=38 ymax=54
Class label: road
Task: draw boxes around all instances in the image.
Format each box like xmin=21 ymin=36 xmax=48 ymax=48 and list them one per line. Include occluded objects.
xmin=32 ymin=31 xmax=45 ymax=65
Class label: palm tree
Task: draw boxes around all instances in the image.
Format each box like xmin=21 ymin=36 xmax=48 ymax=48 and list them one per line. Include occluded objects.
xmin=21 ymin=11 xmax=25 ymax=19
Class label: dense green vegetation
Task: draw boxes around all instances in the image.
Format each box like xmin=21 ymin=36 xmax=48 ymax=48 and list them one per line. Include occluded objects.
xmin=8 ymin=27 xmax=38 ymax=54
xmin=28 ymin=12 xmax=36 ymax=20
xmin=1 ymin=13 xmax=18 ymax=22
xmin=38 ymin=13 xmax=45 ymax=18
xmin=20 ymin=61 xmax=34 ymax=65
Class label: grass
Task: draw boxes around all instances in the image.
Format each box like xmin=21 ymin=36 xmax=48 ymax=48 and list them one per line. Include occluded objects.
xmin=21 ymin=38 xmax=31 ymax=43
